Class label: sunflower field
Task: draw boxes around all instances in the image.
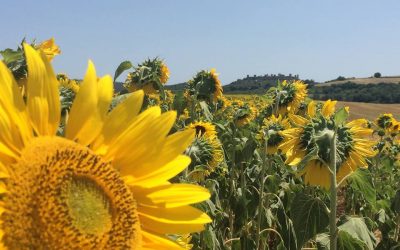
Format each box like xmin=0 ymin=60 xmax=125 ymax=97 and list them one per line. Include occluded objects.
xmin=0 ymin=38 xmax=399 ymax=249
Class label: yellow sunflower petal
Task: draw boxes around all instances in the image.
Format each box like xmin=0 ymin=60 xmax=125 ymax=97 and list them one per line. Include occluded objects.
xmin=24 ymin=44 xmax=60 ymax=136
xmin=142 ymin=230 xmax=184 ymax=250
xmin=66 ymin=61 xmax=113 ymax=145
xmin=139 ymin=205 xmax=211 ymax=234
xmin=132 ymin=184 xmax=210 ymax=208
xmin=125 ymin=155 xmax=191 ymax=188
xmin=289 ymin=114 xmax=308 ymax=126
xmin=307 ymin=101 xmax=316 ymax=118
xmin=110 ymin=111 xmax=177 ymax=175
xmin=0 ymin=62 xmax=32 ymax=146
xmin=124 ymin=129 xmax=194 ymax=179
xmin=92 ymin=90 xmax=144 ymax=153
xmin=303 ymin=161 xmax=330 ymax=189
xmin=322 ymin=99 xmax=337 ymax=118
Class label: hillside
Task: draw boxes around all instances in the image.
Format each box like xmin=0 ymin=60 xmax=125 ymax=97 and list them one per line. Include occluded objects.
xmin=161 ymin=74 xmax=400 ymax=104
xmin=321 ymin=76 xmax=400 ymax=86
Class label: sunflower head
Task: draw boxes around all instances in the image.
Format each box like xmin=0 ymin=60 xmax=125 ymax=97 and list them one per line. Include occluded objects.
xmin=35 ymin=37 xmax=61 ymax=62
xmin=234 ymin=103 xmax=257 ymax=127
xmin=0 ymin=44 xmax=211 ymax=248
xmin=258 ymin=115 xmax=290 ymax=154
xmin=124 ymin=58 xmax=169 ymax=94
xmin=186 ymin=68 xmax=223 ymax=103
xmin=266 ymin=80 xmax=307 ymax=115
xmin=0 ymin=38 xmax=60 ymax=88
xmin=279 ymin=100 xmax=376 ymax=188
xmin=375 ymin=113 xmax=399 ymax=137
xmin=186 ymin=122 xmax=223 ymax=181
xmin=189 ymin=121 xmax=217 ymax=139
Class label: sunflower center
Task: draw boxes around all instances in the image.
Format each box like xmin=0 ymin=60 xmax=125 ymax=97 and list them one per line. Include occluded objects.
xmin=195 ymin=125 xmax=207 ymax=136
xmin=64 ymin=177 xmax=112 ymax=235
xmin=2 ymin=136 xmax=141 ymax=249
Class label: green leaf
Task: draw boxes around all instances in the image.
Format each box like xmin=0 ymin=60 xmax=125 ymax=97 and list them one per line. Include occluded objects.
xmin=316 ymin=231 xmax=368 ymax=250
xmin=337 ymin=230 xmax=367 ymax=250
xmin=291 ymin=193 xmax=329 ymax=248
xmin=276 ymin=204 xmax=297 ymax=250
xmin=338 ymin=216 xmax=376 ymax=250
xmin=347 ymin=168 xmax=376 ymax=208
xmin=334 ymin=107 xmax=349 ymax=125
xmin=199 ymin=101 xmax=213 ymax=121
xmin=0 ymin=48 xmax=24 ymax=64
xmin=391 ymin=189 xmax=400 ymax=213
xmin=113 ymin=60 xmax=133 ymax=82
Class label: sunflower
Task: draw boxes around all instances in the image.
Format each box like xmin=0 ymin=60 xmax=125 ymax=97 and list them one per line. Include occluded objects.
xmin=124 ymin=58 xmax=169 ymax=94
xmin=186 ymin=69 xmax=223 ymax=103
xmin=267 ymin=80 xmax=307 ymax=115
xmin=234 ymin=104 xmax=257 ymax=127
xmin=36 ymin=37 xmax=61 ymax=61
xmin=279 ymin=100 xmax=376 ymax=188
xmin=0 ymin=44 xmax=211 ymax=249
xmin=160 ymin=62 xmax=170 ymax=84
xmin=375 ymin=113 xmax=399 ymax=136
xmin=258 ymin=115 xmax=290 ymax=154
xmin=57 ymin=73 xmax=80 ymax=94
xmin=210 ymin=68 xmax=223 ymax=101
xmin=186 ymin=122 xmax=224 ymax=181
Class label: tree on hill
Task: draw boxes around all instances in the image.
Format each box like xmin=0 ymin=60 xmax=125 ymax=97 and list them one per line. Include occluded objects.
xmin=374 ymin=72 xmax=382 ymax=78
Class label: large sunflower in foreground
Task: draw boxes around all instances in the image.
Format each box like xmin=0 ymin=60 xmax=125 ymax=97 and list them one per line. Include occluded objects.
xmin=0 ymin=44 xmax=211 ymax=249
xmin=279 ymin=100 xmax=376 ymax=188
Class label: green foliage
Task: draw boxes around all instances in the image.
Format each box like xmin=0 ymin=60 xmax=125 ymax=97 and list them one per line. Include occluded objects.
xmin=309 ymin=82 xmax=400 ymax=103
xmin=291 ymin=193 xmax=329 ymax=247
xmin=113 ymin=60 xmax=133 ymax=82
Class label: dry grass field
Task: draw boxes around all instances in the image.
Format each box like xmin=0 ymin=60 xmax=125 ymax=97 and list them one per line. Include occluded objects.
xmin=336 ymin=101 xmax=400 ymax=121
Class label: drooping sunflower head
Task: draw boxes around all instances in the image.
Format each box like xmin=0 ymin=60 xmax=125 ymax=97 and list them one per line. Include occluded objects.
xmin=258 ymin=115 xmax=290 ymax=154
xmin=0 ymin=44 xmax=211 ymax=249
xmin=234 ymin=103 xmax=257 ymax=127
xmin=266 ymin=80 xmax=307 ymax=115
xmin=186 ymin=122 xmax=223 ymax=182
xmin=186 ymin=68 xmax=223 ymax=103
xmin=124 ymin=58 xmax=169 ymax=94
xmin=279 ymin=100 xmax=376 ymax=188
xmin=375 ymin=113 xmax=399 ymax=136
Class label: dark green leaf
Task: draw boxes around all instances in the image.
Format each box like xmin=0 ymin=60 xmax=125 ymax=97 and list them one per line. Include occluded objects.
xmin=347 ymin=168 xmax=376 ymax=208
xmin=291 ymin=192 xmax=329 ymax=248
xmin=113 ymin=60 xmax=133 ymax=82
xmin=338 ymin=216 xmax=376 ymax=250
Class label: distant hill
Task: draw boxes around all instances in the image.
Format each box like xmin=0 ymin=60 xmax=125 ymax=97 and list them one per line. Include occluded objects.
xmin=165 ymin=73 xmax=316 ymax=93
xmin=320 ymin=76 xmax=400 ymax=86
xmin=152 ymin=74 xmax=400 ymax=104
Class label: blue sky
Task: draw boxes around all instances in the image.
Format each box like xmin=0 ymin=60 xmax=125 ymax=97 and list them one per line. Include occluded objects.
xmin=1 ymin=0 xmax=400 ymax=84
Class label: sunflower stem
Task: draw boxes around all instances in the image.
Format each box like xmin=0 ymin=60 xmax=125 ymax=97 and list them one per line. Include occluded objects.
xmin=256 ymin=141 xmax=269 ymax=250
xmin=329 ymin=131 xmax=338 ymax=250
